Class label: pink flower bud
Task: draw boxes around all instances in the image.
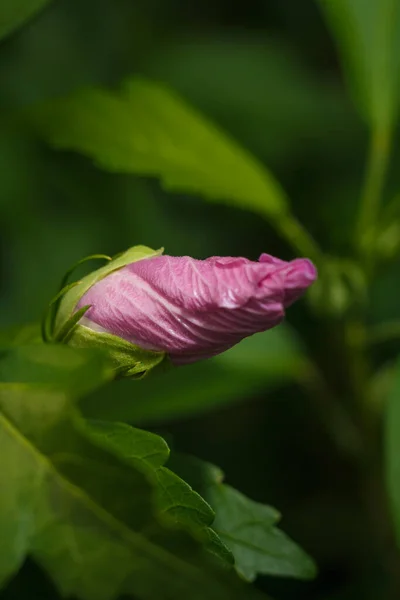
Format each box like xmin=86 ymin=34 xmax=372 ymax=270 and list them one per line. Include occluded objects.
xmin=76 ymin=253 xmax=317 ymax=365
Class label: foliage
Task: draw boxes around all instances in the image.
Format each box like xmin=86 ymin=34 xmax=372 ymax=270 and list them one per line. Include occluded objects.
xmin=0 ymin=344 xmax=312 ymax=599
xmin=30 ymin=79 xmax=288 ymax=220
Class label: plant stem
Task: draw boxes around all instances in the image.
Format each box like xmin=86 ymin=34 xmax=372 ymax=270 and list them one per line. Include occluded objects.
xmin=357 ymin=125 xmax=392 ymax=253
xmin=274 ymin=212 xmax=323 ymax=266
xmin=342 ymin=317 xmax=400 ymax=598
xmin=298 ymin=361 xmax=365 ymax=461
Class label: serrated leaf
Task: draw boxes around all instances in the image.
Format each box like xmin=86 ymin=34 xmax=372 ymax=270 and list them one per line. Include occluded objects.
xmin=209 ymin=484 xmax=317 ymax=582
xmin=30 ymin=78 xmax=288 ymax=219
xmin=318 ymin=0 xmax=400 ymax=129
xmin=84 ymin=420 xmax=234 ymax=565
xmin=84 ymin=419 xmax=170 ymax=469
xmin=169 ymin=454 xmax=317 ymax=583
xmin=0 ymin=344 xmax=263 ymax=600
xmin=0 ymin=0 xmax=52 ymax=42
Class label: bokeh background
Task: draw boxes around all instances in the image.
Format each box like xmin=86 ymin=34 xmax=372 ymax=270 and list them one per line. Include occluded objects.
xmin=2 ymin=1 xmax=400 ymax=599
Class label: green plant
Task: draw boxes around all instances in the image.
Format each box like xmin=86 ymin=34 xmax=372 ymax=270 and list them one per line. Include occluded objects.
xmin=3 ymin=1 xmax=400 ymax=599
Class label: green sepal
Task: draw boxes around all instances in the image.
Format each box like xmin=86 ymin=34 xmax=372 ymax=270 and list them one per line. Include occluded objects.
xmin=55 ymin=305 xmax=91 ymax=343
xmin=41 ymin=255 xmax=112 ymax=342
xmin=54 ymin=245 xmax=166 ymax=378
xmin=42 ymin=281 xmax=81 ymax=342
xmin=67 ymin=324 xmax=166 ymax=378
xmin=51 ymin=253 xmax=111 ymax=334
xmin=55 ymin=245 xmax=163 ymax=334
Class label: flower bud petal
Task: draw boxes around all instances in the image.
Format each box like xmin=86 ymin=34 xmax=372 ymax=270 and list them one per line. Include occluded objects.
xmin=74 ymin=251 xmax=317 ymax=366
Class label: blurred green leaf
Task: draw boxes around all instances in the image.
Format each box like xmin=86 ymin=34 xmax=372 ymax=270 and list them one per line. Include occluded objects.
xmin=30 ymin=78 xmax=288 ymax=218
xmin=142 ymin=34 xmax=358 ymax=164
xmin=81 ymin=326 xmax=308 ymax=424
xmin=385 ymin=358 xmax=400 ymax=547
xmin=0 ymin=0 xmax=52 ymax=42
xmin=0 ymin=344 xmax=263 ymax=600
xmin=318 ymin=0 xmax=400 ymax=129
xmin=0 ymin=343 xmax=112 ymax=396
xmin=169 ymin=454 xmax=317 ymax=582
xmin=0 ymin=323 xmax=41 ymax=346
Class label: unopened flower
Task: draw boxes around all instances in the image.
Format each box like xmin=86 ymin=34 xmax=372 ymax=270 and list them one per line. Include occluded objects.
xmin=55 ymin=246 xmax=317 ymax=376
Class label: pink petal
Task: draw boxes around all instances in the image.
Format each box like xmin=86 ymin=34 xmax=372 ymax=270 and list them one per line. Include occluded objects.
xmin=77 ymin=252 xmax=317 ymax=365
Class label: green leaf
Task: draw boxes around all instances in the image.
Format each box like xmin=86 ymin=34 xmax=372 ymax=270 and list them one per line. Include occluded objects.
xmin=84 ymin=419 xmax=170 ymax=469
xmin=82 ymin=421 xmax=316 ymax=581
xmin=30 ymin=78 xmax=288 ymax=219
xmin=0 ymin=343 xmax=113 ymax=397
xmin=83 ymin=420 xmax=234 ymax=565
xmin=0 ymin=0 xmax=52 ymax=42
xmin=81 ymin=326 xmax=309 ymax=424
xmin=0 ymin=345 xmax=264 ymax=600
xmin=143 ymin=34 xmax=355 ymax=163
xmin=385 ymin=359 xmax=400 ymax=547
xmin=169 ymin=455 xmax=317 ymax=583
xmin=318 ymin=0 xmax=400 ymax=129
xmin=209 ymin=485 xmax=317 ymax=582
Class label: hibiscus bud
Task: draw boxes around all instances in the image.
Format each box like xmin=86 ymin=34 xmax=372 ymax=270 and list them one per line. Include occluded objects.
xmin=55 ymin=246 xmax=316 ymax=375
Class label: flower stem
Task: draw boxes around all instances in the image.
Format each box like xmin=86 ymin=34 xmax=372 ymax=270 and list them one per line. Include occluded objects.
xmin=342 ymin=317 xmax=400 ymax=596
xmin=274 ymin=212 xmax=323 ymax=266
xmin=357 ymin=125 xmax=392 ymax=254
